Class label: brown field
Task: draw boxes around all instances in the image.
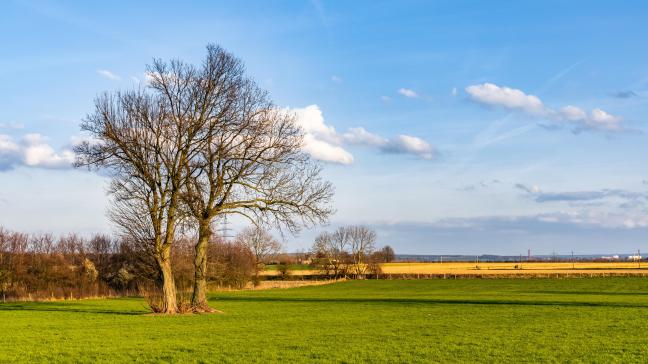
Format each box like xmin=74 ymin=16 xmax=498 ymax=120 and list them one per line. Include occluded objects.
xmin=262 ymin=261 xmax=648 ymax=277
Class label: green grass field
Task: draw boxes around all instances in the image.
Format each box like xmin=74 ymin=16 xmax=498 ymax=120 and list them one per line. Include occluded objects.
xmin=2 ymin=278 xmax=648 ymax=363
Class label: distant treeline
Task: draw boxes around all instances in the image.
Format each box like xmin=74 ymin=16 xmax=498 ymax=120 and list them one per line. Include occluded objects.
xmin=0 ymin=227 xmax=261 ymax=301
xmin=396 ymin=254 xmax=644 ymax=262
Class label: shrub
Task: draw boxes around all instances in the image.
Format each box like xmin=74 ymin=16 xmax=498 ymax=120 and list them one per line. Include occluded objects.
xmin=276 ymin=262 xmax=291 ymax=280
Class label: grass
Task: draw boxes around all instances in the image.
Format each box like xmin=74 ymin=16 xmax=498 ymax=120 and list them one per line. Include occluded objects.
xmin=2 ymin=278 xmax=648 ymax=362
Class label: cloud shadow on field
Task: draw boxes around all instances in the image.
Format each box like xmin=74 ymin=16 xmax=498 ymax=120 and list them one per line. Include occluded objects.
xmin=213 ymin=296 xmax=648 ymax=309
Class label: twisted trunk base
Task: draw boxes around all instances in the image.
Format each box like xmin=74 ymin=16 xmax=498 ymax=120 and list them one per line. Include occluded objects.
xmin=158 ymin=254 xmax=178 ymax=314
xmin=191 ymin=222 xmax=211 ymax=312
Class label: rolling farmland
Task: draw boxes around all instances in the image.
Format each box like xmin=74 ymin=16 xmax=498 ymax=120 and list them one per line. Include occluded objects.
xmin=262 ymin=261 xmax=648 ymax=277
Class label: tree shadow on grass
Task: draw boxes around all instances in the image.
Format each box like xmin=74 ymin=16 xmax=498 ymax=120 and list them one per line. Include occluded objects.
xmin=534 ymin=290 xmax=648 ymax=296
xmin=214 ymin=296 xmax=648 ymax=309
xmin=0 ymin=302 xmax=145 ymax=316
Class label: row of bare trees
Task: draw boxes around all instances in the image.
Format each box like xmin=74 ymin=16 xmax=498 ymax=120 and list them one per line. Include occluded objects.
xmin=0 ymin=226 xmax=268 ymax=301
xmin=0 ymin=228 xmax=139 ymax=300
xmin=74 ymin=44 xmax=334 ymax=313
xmin=311 ymin=226 xmax=394 ymax=278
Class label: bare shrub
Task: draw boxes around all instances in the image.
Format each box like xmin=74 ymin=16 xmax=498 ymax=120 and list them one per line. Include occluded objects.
xmin=207 ymin=240 xmax=255 ymax=289
xmin=236 ymin=226 xmax=282 ymax=283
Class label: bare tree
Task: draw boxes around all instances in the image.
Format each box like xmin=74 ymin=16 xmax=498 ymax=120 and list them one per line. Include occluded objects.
xmin=312 ymin=229 xmax=351 ymax=278
xmin=374 ymin=245 xmax=396 ymax=263
xmin=76 ymin=44 xmax=333 ymax=313
xmin=177 ymin=45 xmax=334 ymax=311
xmin=75 ymin=65 xmax=206 ymax=312
xmin=312 ymin=226 xmax=376 ymax=278
xmin=236 ymin=226 xmax=282 ymax=282
xmin=347 ymin=226 xmax=376 ymax=277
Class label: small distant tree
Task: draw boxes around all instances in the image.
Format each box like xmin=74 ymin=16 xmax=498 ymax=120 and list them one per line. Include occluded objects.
xmin=236 ymin=226 xmax=282 ymax=283
xmin=373 ymin=245 xmax=396 ymax=263
xmin=276 ymin=261 xmax=291 ymax=280
xmin=347 ymin=226 xmax=376 ymax=277
xmin=312 ymin=230 xmax=351 ymax=278
xmin=366 ymin=254 xmax=383 ymax=278
xmin=312 ymin=226 xmax=378 ymax=278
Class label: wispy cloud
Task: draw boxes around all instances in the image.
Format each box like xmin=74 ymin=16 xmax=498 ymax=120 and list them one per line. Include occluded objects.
xmin=97 ymin=69 xmax=120 ymax=80
xmin=331 ymin=75 xmax=342 ymax=83
xmin=365 ymin=214 xmax=648 ymax=254
xmin=0 ymin=122 xmax=25 ymax=130
xmin=611 ymin=90 xmax=637 ymax=99
xmin=515 ymin=183 xmax=648 ymax=205
xmin=398 ymin=88 xmax=418 ymax=98
xmin=455 ymin=179 xmax=501 ymax=192
xmin=466 ymin=82 xmax=625 ymax=132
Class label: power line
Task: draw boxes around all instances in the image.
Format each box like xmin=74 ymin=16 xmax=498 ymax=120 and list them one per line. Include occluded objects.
xmin=217 ymin=214 xmax=234 ymax=241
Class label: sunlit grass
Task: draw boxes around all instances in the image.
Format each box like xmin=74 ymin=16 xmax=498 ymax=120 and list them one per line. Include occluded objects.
xmin=2 ymin=278 xmax=648 ymax=362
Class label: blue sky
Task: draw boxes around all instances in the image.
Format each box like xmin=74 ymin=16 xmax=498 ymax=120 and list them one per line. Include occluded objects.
xmin=2 ymin=0 xmax=648 ymax=255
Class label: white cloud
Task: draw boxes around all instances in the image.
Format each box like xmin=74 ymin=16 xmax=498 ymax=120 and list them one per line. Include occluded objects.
xmin=587 ymin=108 xmax=622 ymax=131
xmin=97 ymin=69 xmax=120 ymax=80
xmin=343 ymin=127 xmax=434 ymax=159
xmin=558 ymin=105 xmax=587 ymax=121
xmin=466 ymin=82 xmax=624 ymax=132
xmin=0 ymin=135 xmax=20 ymax=153
xmin=291 ymin=105 xmax=351 ymax=164
xmin=0 ymin=134 xmax=74 ymax=171
xmin=290 ymin=105 xmax=435 ymax=164
xmin=0 ymin=135 xmax=20 ymax=171
xmin=451 ymin=87 xmax=458 ymax=96
xmin=398 ymin=88 xmax=419 ymax=98
xmin=22 ymin=134 xmax=75 ymax=168
xmin=381 ymin=96 xmax=392 ymax=102
xmin=292 ymin=105 xmax=341 ymax=145
xmin=331 ymin=75 xmax=342 ymax=83
xmin=343 ymin=127 xmax=386 ymax=146
xmin=465 ymin=83 xmax=546 ymax=115
xmin=383 ymin=135 xmax=435 ymax=160
xmin=301 ymin=134 xmax=353 ymax=165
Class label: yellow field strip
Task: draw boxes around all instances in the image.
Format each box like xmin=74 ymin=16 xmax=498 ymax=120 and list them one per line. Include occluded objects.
xmin=262 ymin=262 xmax=648 ymax=276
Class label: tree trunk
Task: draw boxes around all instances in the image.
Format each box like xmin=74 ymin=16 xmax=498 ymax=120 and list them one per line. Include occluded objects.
xmin=191 ymin=220 xmax=212 ymax=312
xmin=158 ymin=248 xmax=178 ymax=314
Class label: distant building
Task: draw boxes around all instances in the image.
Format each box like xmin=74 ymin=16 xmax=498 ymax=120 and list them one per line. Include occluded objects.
xmin=627 ymin=255 xmax=642 ymax=261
